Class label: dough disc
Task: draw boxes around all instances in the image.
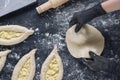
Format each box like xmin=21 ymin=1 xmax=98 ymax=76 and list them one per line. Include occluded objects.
xmin=66 ymin=24 xmax=105 ymax=58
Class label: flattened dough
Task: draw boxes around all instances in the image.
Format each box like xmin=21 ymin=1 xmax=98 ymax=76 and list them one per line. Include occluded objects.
xmin=66 ymin=24 xmax=105 ymax=58
xmin=40 ymin=45 xmax=63 ymax=80
xmin=0 ymin=25 xmax=34 ymax=46
xmin=0 ymin=50 xmax=11 ymax=71
xmin=11 ymin=49 xmax=37 ymax=80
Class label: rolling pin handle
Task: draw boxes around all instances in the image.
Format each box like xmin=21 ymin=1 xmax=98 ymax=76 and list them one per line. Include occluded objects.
xmin=36 ymin=1 xmax=52 ymax=14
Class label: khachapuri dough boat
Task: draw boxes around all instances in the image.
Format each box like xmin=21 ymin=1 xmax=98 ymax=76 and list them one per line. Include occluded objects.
xmin=0 ymin=50 xmax=11 ymax=71
xmin=40 ymin=45 xmax=63 ymax=80
xmin=0 ymin=25 xmax=34 ymax=46
xmin=11 ymin=49 xmax=37 ymax=80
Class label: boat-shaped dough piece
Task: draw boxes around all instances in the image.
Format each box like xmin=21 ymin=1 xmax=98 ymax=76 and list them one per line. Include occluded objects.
xmin=11 ymin=49 xmax=37 ymax=80
xmin=0 ymin=25 xmax=34 ymax=46
xmin=66 ymin=24 xmax=105 ymax=58
xmin=0 ymin=50 xmax=11 ymax=71
xmin=40 ymin=45 xmax=63 ymax=80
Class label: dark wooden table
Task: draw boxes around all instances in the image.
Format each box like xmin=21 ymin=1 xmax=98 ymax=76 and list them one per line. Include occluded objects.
xmin=0 ymin=0 xmax=120 ymax=80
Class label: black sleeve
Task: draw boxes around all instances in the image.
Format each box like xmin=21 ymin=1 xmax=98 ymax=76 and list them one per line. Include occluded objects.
xmin=115 ymin=61 xmax=120 ymax=78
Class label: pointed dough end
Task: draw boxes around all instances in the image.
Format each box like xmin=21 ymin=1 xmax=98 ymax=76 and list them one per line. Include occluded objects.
xmin=27 ymin=30 xmax=34 ymax=35
xmin=2 ymin=50 xmax=11 ymax=56
xmin=29 ymin=49 xmax=37 ymax=55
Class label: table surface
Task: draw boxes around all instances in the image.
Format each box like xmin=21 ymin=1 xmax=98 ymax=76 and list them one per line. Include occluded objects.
xmin=0 ymin=0 xmax=120 ymax=80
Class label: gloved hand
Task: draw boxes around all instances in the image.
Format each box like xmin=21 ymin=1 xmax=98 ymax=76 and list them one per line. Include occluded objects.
xmin=69 ymin=3 xmax=106 ymax=32
xmin=81 ymin=51 xmax=120 ymax=77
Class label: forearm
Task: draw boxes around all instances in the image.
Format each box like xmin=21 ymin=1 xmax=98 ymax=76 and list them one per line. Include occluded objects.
xmin=101 ymin=0 xmax=120 ymax=13
xmin=69 ymin=0 xmax=120 ymax=31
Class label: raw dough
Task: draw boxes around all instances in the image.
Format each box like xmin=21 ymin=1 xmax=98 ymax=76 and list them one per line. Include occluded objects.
xmin=0 ymin=50 xmax=11 ymax=71
xmin=0 ymin=25 xmax=34 ymax=46
xmin=40 ymin=45 xmax=63 ymax=80
xmin=66 ymin=24 xmax=105 ymax=58
xmin=11 ymin=49 xmax=37 ymax=80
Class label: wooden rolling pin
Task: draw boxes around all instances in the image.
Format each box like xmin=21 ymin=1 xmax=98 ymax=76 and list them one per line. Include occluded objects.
xmin=36 ymin=0 xmax=69 ymax=14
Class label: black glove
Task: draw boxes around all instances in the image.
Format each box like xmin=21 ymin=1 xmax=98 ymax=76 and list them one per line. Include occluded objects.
xmin=81 ymin=51 xmax=120 ymax=77
xmin=69 ymin=3 xmax=106 ymax=32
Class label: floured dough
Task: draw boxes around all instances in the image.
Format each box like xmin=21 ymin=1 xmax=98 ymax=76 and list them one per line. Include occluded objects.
xmin=40 ymin=45 xmax=63 ymax=80
xmin=0 ymin=50 xmax=11 ymax=71
xmin=0 ymin=25 xmax=34 ymax=46
xmin=11 ymin=49 xmax=37 ymax=80
xmin=66 ymin=24 xmax=105 ymax=58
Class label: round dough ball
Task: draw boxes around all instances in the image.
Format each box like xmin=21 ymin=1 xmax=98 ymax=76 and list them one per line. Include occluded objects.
xmin=66 ymin=24 xmax=105 ymax=58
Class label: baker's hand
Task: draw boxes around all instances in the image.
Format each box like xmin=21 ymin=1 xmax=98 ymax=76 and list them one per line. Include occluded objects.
xmin=82 ymin=51 xmax=120 ymax=77
xmin=69 ymin=3 xmax=106 ymax=32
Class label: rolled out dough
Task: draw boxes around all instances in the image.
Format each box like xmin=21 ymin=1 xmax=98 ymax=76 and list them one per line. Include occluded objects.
xmin=66 ymin=24 xmax=105 ymax=58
